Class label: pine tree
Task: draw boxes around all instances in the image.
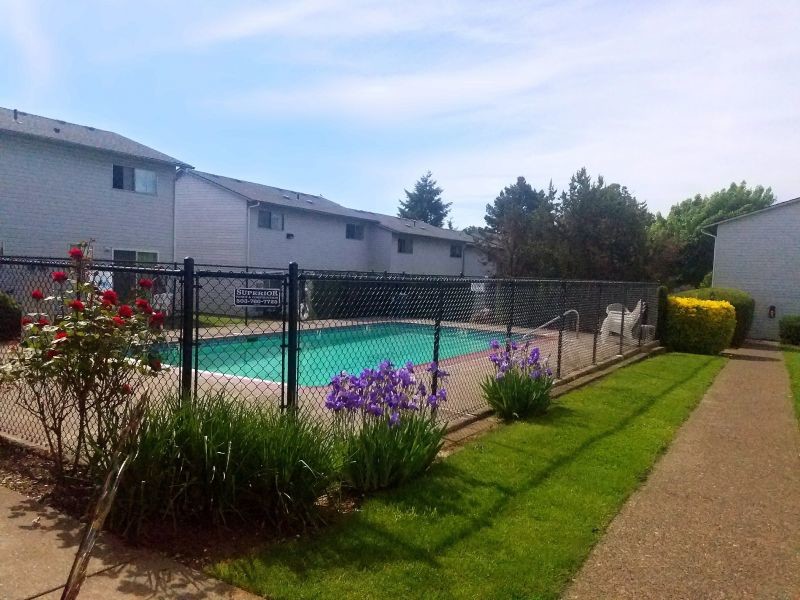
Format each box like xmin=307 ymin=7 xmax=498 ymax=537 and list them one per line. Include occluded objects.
xmin=397 ymin=171 xmax=452 ymax=227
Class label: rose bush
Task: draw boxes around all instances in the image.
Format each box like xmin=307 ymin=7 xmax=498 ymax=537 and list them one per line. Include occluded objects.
xmin=0 ymin=242 xmax=166 ymax=479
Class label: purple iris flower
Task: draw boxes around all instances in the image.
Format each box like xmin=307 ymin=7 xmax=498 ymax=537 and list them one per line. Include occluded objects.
xmin=489 ymin=339 xmax=501 ymax=350
xmin=389 ymin=411 xmax=400 ymax=427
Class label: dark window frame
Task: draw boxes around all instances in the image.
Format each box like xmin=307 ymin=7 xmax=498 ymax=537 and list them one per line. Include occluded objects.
xmin=258 ymin=209 xmax=284 ymax=230
xmin=346 ymin=223 xmax=365 ymax=240
xmin=112 ymin=164 xmax=157 ymax=195
xmin=450 ymin=244 xmax=463 ymax=258
xmin=397 ymin=236 xmax=413 ymax=254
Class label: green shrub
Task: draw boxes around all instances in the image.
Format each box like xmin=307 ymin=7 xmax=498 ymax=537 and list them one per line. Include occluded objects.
xmin=341 ymin=412 xmax=445 ymax=492
xmin=0 ymin=292 xmax=21 ymax=341
xmin=664 ymin=296 xmax=735 ymax=355
xmin=779 ymin=315 xmax=800 ymax=346
xmin=481 ymin=369 xmax=552 ymax=420
xmin=110 ymin=394 xmax=336 ymax=537
xmin=655 ymin=285 xmax=668 ymax=342
xmin=675 ymin=287 xmax=754 ymax=347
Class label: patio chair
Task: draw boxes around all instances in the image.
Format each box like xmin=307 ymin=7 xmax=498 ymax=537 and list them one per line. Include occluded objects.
xmin=600 ymin=300 xmax=644 ymax=342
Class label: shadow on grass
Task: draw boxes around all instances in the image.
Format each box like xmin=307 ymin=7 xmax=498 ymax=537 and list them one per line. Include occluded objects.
xmin=227 ymin=355 xmax=718 ymax=583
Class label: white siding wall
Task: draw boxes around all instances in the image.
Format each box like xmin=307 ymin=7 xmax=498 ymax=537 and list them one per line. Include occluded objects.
xmin=174 ymin=173 xmax=247 ymax=265
xmin=388 ymin=233 xmax=491 ymax=276
xmin=174 ymin=173 xmax=493 ymax=275
xmin=713 ymin=202 xmax=800 ymax=340
xmin=248 ymin=206 xmax=375 ymax=270
xmin=0 ymin=133 xmax=176 ymax=261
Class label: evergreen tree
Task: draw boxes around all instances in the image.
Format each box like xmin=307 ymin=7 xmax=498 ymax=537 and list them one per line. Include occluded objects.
xmin=397 ymin=171 xmax=451 ymax=227
xmin=557 ymin=168 xmax=652 ymax=280
xmin=482 ymin=176 xmax=558 ymax=277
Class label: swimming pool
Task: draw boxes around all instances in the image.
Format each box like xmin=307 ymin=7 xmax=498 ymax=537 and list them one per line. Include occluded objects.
xmin=165 ymin=322 xmax=524 ymax=386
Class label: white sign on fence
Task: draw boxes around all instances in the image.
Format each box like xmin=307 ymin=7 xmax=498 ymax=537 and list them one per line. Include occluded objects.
xmin=233 ymin=288 xmax=282 ymax=307
xmin=470 ymin=282 xmax=486 ymax=293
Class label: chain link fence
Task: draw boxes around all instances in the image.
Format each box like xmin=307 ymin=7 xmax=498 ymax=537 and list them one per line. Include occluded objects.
xmin=0 ymin=256 xmax=659 ymax=448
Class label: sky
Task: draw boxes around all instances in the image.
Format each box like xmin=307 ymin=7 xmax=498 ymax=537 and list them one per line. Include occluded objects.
xmin=1 ymin=0 xmax=798 ymax=229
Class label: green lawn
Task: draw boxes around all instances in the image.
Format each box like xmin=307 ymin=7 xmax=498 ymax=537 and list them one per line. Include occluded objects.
xmin=211 ymin=353 xmax=724 ymax=600
xmin=782 ymin=346 xmax=800 ymax=421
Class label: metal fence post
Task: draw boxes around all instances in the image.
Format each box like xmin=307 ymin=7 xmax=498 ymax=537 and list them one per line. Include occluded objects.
xmin=505 ymin=280 xmax=516 ymax=349
xmin=592 ymin=282 xmax=602 ymax=364
xmin=180 ymin=257 xmax=194 ymax=400
xmin=556 ymin=280 xmax=566 ymax=378
xmin=244 ymin=265 xmax=249 ymax=327
xmin=619 ymin=283 xmax=627 ymax=356
xmin=286 ymin=262 xmax=299 ymax=411
xmin=431 ymin=281 xmax=445 ymax=395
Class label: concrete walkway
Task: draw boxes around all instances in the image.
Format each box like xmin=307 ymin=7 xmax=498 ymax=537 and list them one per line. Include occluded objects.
xmin=0 ymin=486 xmax=256 ymax=600
xmin=566 ymin=343 xmax=800 ymax=599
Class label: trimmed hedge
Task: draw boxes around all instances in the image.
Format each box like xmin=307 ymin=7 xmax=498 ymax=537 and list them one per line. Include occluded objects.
xmin=664 ymin=296 xmax=735 ymax=355
xmin=675 ymin=287 xmax=754 ymax=347
xmin=779 ymin=315 xmax=800 ymax=346
xmin=0 ymin=292 xmax=21 ymax=341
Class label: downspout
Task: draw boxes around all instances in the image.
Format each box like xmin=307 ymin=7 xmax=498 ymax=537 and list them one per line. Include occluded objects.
xmin=461 ymin=243 xmax=466 ymax=276
xmin=700 ymin=227 xmax=717 ymax=286
xmin=172 ymin=167 xmax=178 ymax=262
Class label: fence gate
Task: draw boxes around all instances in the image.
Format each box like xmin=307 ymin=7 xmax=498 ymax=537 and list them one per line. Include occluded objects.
xmin=190 ymin=263 xmax=293 ymax=409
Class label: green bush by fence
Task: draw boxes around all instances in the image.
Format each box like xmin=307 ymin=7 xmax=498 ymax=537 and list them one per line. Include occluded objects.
xmin=779 ymin=315 xmax=800 ymax=346
xmin=109 ymin=394 xmax=337 ymax=537
xmin=675 ymin=287 xmax=754 ymax=347
xmin=0 ymin=292 xmax=21 ymax=341
xmin=664 ymin=296 xmax=736 ymax=355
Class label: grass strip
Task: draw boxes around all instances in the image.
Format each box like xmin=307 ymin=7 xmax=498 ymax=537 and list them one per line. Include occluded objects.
xmin=211 ymin=352 xmax=724 ymax=600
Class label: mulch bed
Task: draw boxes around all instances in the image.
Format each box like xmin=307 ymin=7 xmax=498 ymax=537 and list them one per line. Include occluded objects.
xmin=0 ymin=436 xmax=360 ymax=570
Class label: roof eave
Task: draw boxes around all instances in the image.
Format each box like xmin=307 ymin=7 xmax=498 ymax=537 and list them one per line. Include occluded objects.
xmin=0 ymin=127 xmax=192 ymax=169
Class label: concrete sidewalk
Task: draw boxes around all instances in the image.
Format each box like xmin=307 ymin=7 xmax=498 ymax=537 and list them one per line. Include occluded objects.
xmin=0 ymin=486 xmax=256 ymax=600
xmin=566 ymin=343 xmax=800 ymax=599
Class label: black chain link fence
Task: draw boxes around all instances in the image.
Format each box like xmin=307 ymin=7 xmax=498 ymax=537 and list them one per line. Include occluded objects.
xmin=0 ymin=256 xmax=659 ymax=448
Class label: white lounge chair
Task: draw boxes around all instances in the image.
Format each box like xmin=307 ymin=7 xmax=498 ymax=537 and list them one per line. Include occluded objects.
xmin=601 ymin=300 xmax=643 ymax=342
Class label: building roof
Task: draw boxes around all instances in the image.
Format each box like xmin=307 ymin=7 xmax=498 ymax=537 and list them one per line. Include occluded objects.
xmin=0 ymin=107 xmax=191 ymax=168
xmin=703 ymin=196 xmax=800 ymax=232
xmin=188 ymin=170 xmax=475 ymax=243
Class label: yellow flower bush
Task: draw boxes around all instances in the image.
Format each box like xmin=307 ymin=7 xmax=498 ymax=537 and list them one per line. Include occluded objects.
xmin=664 ymin=296 xmax=736 ymax=355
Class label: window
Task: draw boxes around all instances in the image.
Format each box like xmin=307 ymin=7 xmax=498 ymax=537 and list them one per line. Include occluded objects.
xmin=112 ymin=165 xmax=157 ymax=194
xmin=258 ymin=209 xmax=284 ymax=230
xmin=450 ymin=244 xmax=463 ymax=258
xmin=397 ymin=237 xmax=413 ymax=254
xmin=346 ymin=223 xmax=364 ymax=240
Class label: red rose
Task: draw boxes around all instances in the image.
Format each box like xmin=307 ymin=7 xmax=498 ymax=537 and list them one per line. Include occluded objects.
xmin=68 ymin=247 xmax=84 ymax=260
xmin=21 ymin=316 xmax=33 ymax=326
xmin=52 ymin=271 xmax=68 ymax=283
xmin=112 ymin=316 xmax=126 ymax=327
xmin=45 ymin=349 xmax=59 ymax=359
xmin=138 ymin=278 xmax=154 ymax=289
xmin=149 ymin=357 xmax=162 ymax=372
xmin=37 ymin=317 xmax=49 ymax=326
xmin=54 ymin=331 xmax=68 ymax=340
xmin=149 ymin=311 xmax=165 ymax=329
xmin=118 ymin=305 xmax=133 ymax=319
xmin=69 ymin=299 xmax=85 ymax=312
xmin=135 ymin=298 xmax=153 ymax=314
xmin=101 ymin=290 xmax=118 ymax=306
xmin=121 ymin=383 xmax=133 ymax=395
xmin=31 ymin=289 xmax=44 ymax=301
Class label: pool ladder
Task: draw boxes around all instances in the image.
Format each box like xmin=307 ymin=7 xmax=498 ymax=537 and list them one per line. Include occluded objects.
xmin=518 ymin=309 xmax=580 ymax=344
